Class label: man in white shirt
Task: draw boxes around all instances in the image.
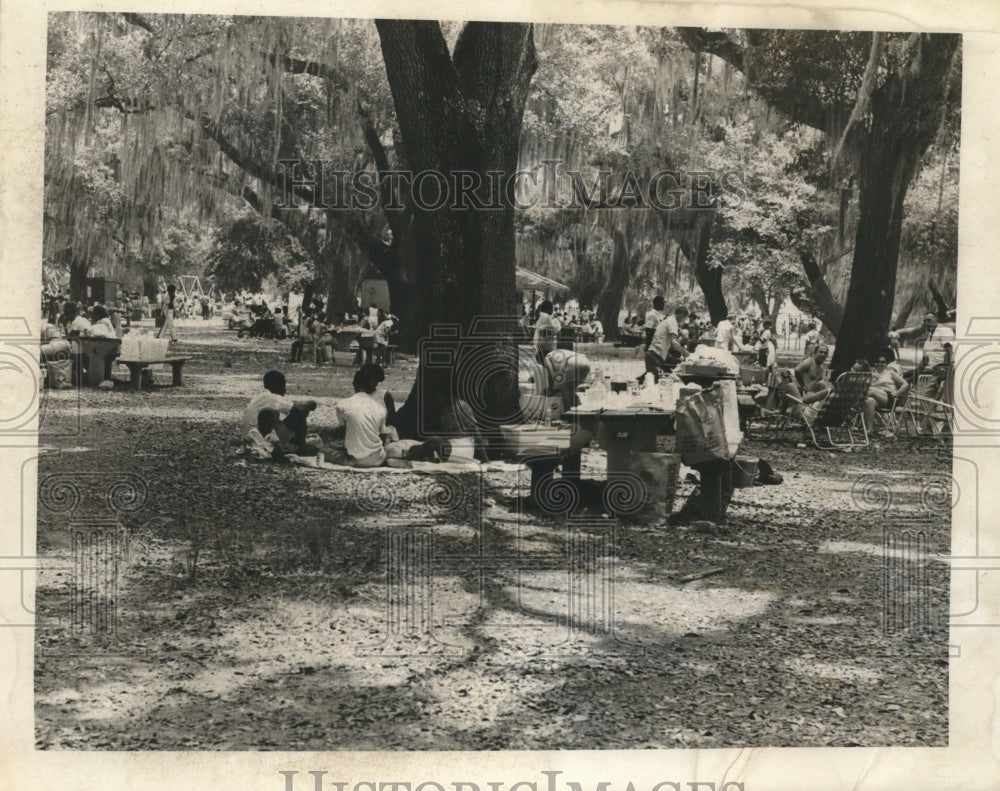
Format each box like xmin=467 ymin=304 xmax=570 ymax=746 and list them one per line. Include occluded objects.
xmin=644 ymin=296 xmax=665 ymax=351
xmin=645 ymin=306 xmax=689 ymax=377
xmin=921 ymin=314 xmax=955 ymax=368
xmin=240 ymin=370 xmax=318 ymax=454
xmin=329 ymin=368 xmax=445 ymax=467
xmin=335 ymin=384 xmax=394 ymax=466
xmin=533 ymin=300 xmax=561 ymax=363
xmin=713 ymin=314 xmax=747 ymax=354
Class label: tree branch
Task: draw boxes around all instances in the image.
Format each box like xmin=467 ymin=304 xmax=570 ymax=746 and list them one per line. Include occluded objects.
xmin=677 ymin=27 xmax=844 ymax=133
xmin=831 ymin=32 xmax=884 ymax=170
xmin=268 ymin=52 xmax=350 ymax=92
xmin=357 ymin=99 xmax=408 ymax=236
xmin=122 ymin=13 xmax=156 ymax=34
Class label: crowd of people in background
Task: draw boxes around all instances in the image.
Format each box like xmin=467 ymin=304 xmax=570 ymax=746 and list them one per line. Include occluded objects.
xmin=287 ymin=295 xmax=399 ymax=368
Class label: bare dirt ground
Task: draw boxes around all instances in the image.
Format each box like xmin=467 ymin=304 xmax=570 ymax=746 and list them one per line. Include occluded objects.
xmin=34 ymin=321 xmax=950 ymax=750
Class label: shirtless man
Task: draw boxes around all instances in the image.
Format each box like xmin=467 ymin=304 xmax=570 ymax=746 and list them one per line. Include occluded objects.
xmin=793 ymin=344 xmax=832 ymax=406
xmin=863 ymin=352 xmax=910 ymax=434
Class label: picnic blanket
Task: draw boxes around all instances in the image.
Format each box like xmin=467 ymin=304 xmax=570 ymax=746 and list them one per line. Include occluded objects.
xmin=236 ymin=450 xmax=519 ymax=476
xmin=286 ymin=455 xmax=486 ymax=474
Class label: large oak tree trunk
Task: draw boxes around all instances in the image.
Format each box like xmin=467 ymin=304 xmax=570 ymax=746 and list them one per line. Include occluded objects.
xmin=376 ymin=20 xmax=537 ymax=437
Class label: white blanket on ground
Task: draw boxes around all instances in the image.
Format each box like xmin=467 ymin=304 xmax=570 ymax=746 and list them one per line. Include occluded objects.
xmin=236 ymin=450 xmax=530 ymax=475
xmin=283 ymin=456 xmax=524 ymax=475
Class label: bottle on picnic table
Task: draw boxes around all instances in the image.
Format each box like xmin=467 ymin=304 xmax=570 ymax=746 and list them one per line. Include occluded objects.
xmin=590 ymin=368 xmax=607 ymax=405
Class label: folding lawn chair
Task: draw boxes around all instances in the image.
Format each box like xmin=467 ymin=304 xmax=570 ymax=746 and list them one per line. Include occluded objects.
xmin=873 ymin=385 xmax=910 ymax=437
xmin=752 ymin=372 xmax=873 ymax=451
xmin=904 ymin=373 xmax=954 ymax=439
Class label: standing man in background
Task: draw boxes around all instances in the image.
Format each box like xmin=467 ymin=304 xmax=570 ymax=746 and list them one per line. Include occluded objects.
xmin=644 ymin=295 xmax=665 ymax=352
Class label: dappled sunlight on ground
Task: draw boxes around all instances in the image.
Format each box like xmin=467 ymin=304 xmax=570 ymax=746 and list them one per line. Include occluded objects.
xmin=33 ymin=325 xmax=951 ymax=749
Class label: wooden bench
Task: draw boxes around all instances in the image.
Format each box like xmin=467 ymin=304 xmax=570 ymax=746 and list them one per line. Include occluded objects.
xmin=118 ymin=357 xmax=192 ymax=391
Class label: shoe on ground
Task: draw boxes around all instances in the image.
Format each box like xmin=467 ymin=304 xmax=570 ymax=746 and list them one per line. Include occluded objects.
xmin=386 ymin=458 xmax=413 ymax=469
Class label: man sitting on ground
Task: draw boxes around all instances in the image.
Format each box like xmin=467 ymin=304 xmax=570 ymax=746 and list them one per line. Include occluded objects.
xmin=328 ymin=368 xmax=446 ymax=467
xmin=240 ymin=370 xmax=319 ymax=455
xmin=863 ymin=352 xmax=909 ymax=434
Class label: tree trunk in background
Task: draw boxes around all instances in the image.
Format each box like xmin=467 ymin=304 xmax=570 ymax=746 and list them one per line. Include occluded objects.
xmin=831 ymin=35 xmax=959 ymax=372
xmin=797 ymin=249 xmax=845 ymax=335
xmin=69 ymin=252 xmax=89 ymax=303
xmin=682 ymin=210 xmax=727 ymax=322
xmin=596 ymin=226 xmax=637 ymax=341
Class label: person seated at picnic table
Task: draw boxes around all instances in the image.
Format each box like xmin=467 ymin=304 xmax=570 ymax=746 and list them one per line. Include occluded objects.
xmin=62 ymin=303 xmax=92 ymax=337
xmin=89 ymin=305 xmax=116 ymax=338
xmin=533 ymin=300 xmax=561 ymax=364
xmin=588 ymin=317 xmax=604 ymax=343
xmin=645 ymin=305 xmax=690 ymax=379
xmin=327 ymin=368 xmax=446 ymax=467
xmin=240 ymin=370 xmax=319 ymax=456
xmin=863 ymin=351 xmax=910 ymax=434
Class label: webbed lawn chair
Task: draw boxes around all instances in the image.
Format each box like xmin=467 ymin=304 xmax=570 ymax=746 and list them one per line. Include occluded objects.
xmin=750 ymin=372 xmax=872 ymax=451
xmin=904 ymin=373 xmax=954 ymax=439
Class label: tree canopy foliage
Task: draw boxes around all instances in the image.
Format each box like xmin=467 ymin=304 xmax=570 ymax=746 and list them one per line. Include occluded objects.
xmin=45 ymin=15 xmax=959 ymax=375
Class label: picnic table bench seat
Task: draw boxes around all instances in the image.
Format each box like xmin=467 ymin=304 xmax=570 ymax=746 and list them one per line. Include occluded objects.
xmin=117 ymin=356 xmax=192 ymax=391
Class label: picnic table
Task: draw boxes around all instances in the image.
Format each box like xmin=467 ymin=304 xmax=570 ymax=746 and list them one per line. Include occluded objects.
xmin=562 ymin=405 xmax=675 ymax=476
xmin=75 ymin=337 xmax=122 ymax=387
xmin=117 ymin=356 xmax=192 ymax=391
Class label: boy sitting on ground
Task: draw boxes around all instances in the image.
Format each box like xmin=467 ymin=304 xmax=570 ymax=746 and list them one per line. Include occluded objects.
xmin=241 ymin=370 xmax=319 ymax=455
xmin=328 ymin=368 xmax=446 ymax=467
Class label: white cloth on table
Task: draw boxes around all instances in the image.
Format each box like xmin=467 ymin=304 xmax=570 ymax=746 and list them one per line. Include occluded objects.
xmin=91 ymin=318 xmax=116 ymax=338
